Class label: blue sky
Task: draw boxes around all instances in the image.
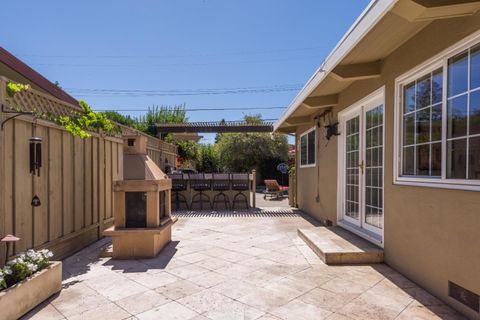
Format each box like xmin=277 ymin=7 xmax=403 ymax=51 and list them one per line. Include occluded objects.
xmin=2 ymin=0 xmax=370 ymax=143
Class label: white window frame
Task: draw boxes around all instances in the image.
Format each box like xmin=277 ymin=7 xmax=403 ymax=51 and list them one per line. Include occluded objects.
xmin=299 ymin=126 xmax=316 ymax=168
xmin=394 ymin=30 xmax=480 ymax=191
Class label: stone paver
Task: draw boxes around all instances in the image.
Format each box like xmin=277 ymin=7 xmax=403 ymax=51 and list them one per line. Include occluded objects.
xmin=24 ymin=209 xmax=465 ymax=320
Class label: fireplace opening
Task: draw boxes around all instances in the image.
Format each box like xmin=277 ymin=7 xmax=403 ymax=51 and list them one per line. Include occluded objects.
xmin=125 ymin=192 xmax=147 ymax=228
xmin=159 ymin=191 xmax=165 ymax=219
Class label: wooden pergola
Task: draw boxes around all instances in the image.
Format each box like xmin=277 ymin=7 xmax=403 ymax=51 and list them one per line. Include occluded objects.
xmin=155 ymin=120 xmax=274 ymax=133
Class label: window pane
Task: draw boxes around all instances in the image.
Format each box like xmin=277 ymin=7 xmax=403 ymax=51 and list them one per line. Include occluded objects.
xmin=416 ymin=74 xmax=431 ymax=109
xmin=447 ymin=94 xmax=468 ymax=138
xmin=431 ymin=104 xmax=442 ymax=141
xmin=404 ymin=82 xmax=416 ymax=113
xmin=468 ymin=136 xmax=480 ymax=180
xmin=416 ymin=108 xmax=431 ymax=143
xmin=448 ymin=50 xmax=469 ymax=97
xmin=300 ymin=135 xmax=307 ymax=165
xmin=432 ymin=68 xmax=443 ymax=104
xmin=431 ymin=142 xmax=442 ymax=177
xmin=471 ymin=44 xmax=480 ymax=90
xmin=470 ymin=90 xmax=480 ymax=136
xmin=416 ymin=144 xmax=430 ymax=176
xmin=307 ymin=131 xmax=316 ymax=165
xmin=404 ymin=113 xmax=415 ymax=145
xmin=447 ymin=138 xmax=467 ymax=179
xmin=403 ymin=146 xmax=415 ymax=175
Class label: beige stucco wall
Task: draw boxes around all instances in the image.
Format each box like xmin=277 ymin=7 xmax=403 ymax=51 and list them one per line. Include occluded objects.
xmin=295 ymin=13 xmax=480 ymax=319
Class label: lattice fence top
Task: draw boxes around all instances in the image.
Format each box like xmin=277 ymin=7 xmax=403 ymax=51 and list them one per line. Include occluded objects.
xmin=0 ymin=77 xmax=82 ymax=118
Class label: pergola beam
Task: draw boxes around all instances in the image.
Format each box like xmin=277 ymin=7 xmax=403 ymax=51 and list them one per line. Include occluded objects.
xmin=331 ymin=61 xmax=382 ymax=81
xmin=155 ymin=121 xmax=274 ymax=133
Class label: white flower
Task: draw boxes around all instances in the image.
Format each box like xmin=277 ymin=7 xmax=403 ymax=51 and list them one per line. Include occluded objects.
xmin=26 ymin=263 xmax=37 ymax=273
xmin=3 ymin=266 xmax=12 ymax=275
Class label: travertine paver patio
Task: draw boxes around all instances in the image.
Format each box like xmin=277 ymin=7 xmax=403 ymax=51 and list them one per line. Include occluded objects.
xmin=24 ymin=209 xmax=465 ymax=320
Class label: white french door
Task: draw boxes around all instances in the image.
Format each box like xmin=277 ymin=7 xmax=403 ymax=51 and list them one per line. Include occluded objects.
xmin=338 ymin=90 xmax=384 ymax=242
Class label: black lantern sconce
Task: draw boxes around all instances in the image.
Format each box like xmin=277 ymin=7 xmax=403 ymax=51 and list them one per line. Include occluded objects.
xmin=315 ymin=109 xmax=340 ymax=146
xmin=324 ymin=122 xmax=339 ymax=141
xmin=29 ymin=136 xmax=42 ymax=176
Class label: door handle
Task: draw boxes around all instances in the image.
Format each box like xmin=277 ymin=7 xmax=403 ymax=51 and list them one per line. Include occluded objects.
xmin=359 ymin=160 xmax=365 ymax=175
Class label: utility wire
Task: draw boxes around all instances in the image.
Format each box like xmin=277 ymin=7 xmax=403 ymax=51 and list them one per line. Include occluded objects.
xmin=29 ymin=54 xmax=322 ymax=68
xmin=94 ymin=106 xmax=285 ymax=112
xmin=17 ymin=45 xmax=334 ymax=59
xmin=68 ymin=84 xmax=302 ymax=97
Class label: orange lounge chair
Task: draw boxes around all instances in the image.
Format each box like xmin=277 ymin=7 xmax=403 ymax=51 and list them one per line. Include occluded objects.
xmin=263 ymin=179 xmax=288 ymax=200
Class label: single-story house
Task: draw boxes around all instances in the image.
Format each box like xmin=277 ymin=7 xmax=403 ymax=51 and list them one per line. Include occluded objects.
xmin=275 ymin=0 xmax=480 ymax=318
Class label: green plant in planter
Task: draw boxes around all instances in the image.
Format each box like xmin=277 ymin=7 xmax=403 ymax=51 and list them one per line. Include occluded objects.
xmin=0 ymin=249 xmax=53 ymax=290
xmin=5 ymin=81 xmax=117 ymax=139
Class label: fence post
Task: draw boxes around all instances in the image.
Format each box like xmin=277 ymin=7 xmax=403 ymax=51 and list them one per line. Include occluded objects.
xmin=251 ymin=169 xmax=256 ymax=208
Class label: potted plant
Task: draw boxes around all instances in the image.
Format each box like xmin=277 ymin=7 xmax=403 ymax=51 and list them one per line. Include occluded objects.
xmin=0 ymin=249 xmax=62 ymax=319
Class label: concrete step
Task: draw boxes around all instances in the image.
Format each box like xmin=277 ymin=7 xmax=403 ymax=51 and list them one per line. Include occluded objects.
xmin=298 ymin=227 xmax=384 ymax=265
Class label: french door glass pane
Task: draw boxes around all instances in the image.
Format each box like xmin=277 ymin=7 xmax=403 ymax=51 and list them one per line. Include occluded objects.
xmin=365 ymin=105 xmax=383 ymax=229
xmin=345 ymin=116 xmax=360 ymax=221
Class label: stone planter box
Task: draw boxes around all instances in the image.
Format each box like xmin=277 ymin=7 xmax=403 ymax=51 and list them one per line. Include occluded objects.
xmin=0 ymin=261 xmax=62 ymax=320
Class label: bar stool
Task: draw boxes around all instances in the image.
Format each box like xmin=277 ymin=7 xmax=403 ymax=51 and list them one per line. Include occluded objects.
xmin=231 ymin=173 xmax=250 ymax=210
xmin=212 ymin=173 xmax=231 ymax=210
xmin=168 ymin=173 xmax=189 ymax=210
xmin=189 ymin=173 xmax=212 ymax=210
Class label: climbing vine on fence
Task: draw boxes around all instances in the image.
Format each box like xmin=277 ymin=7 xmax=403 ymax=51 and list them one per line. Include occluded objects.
xmin=5 ymin=82 xmax=117 ymax=139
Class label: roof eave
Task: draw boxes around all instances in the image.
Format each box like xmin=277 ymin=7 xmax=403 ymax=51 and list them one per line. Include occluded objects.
xmin=274 ymin=0 xmax=398 ymax=132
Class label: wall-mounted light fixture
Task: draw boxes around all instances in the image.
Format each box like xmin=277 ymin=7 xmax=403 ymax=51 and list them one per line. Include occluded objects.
xmin=29 ymin=136 xmax=42 ymax=176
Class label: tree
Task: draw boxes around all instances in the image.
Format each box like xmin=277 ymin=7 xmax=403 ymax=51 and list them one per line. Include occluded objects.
xmin=196 ymin=144 xmax=220 ymax=172
xmin=216 ymin=115 xmax=288 ymax=175
xmin=134 ymin=105 xmax=187 ymax=137
xmin=103 ymin=111 xmax=136 ymax=127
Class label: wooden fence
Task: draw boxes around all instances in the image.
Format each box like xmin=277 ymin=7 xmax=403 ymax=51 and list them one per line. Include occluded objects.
xmin=0 ymin=78 xmax=176 ymax=262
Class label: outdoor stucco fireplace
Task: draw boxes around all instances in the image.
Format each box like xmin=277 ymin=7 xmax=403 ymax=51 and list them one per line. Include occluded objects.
xmin=105 ymin=134 xmax=176 ymax=259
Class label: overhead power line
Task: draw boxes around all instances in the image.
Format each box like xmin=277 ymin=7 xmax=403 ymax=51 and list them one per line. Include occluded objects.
xmin=17 ymin=45 xmax=334 ymax=59
xmin=29 ymin=54 xmax=323 ymax=68
xmin=68 ymin=84 xmax=303 ymax=97
xmin=94 ymin=107 xmax=285 ymax=112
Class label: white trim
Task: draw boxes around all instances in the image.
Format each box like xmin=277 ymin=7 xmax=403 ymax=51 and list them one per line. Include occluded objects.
xmin=393 ymin=31 xmax=480 ymax=191
xmin=299 ymin=126 xmax=317 ymax=168
xmin=274 ymin=0 xmax=398 ymax=131
xmin=337 ymin=87 xmax=385 ymax=246
xmin=338 ymin=220 xmax=383 ymax=248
